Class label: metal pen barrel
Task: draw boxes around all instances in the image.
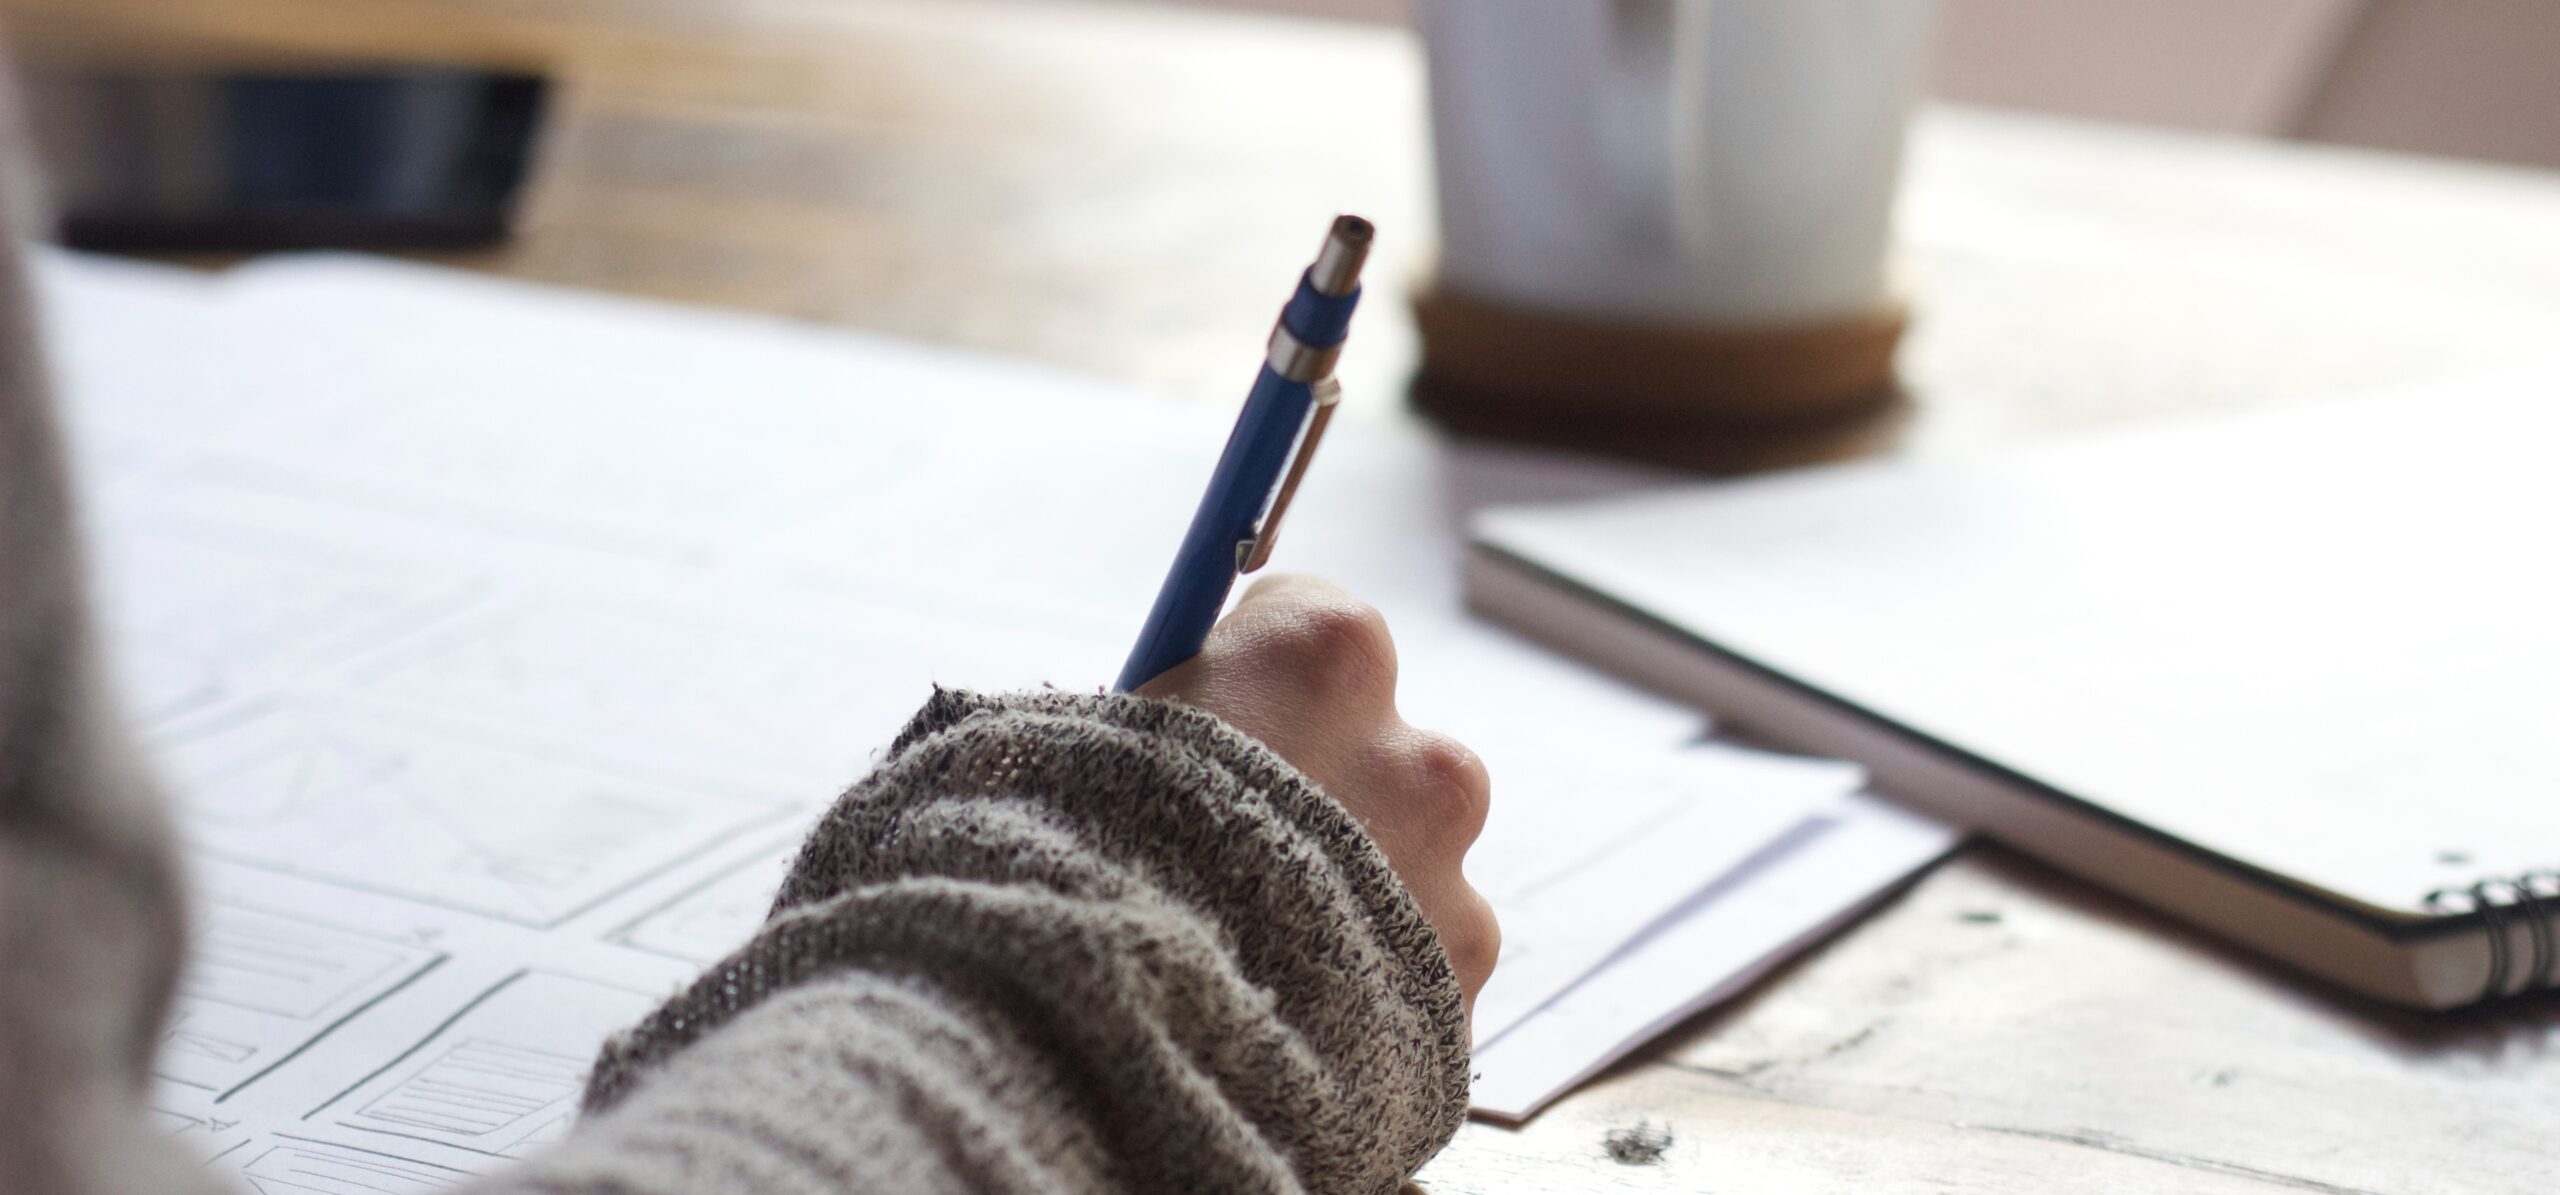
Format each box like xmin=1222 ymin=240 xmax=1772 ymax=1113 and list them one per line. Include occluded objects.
xmin=1112 ymin=216 xmax=1371 ymax=691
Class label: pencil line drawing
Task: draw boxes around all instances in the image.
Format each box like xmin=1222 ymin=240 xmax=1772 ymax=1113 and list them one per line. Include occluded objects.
xmin=332 ymin=593 xmax=1015 ymax=788
xmin=156 ymin=904 xmax=444 ymax=1096
xmin=238 ymin=1139 xmax=472 ymax=1195
xmin=314 ymin=971 xmax=658 ymax=1160
xmin=88 ymin=517 xmax=481 ymax=722
xmin=353 ymin=1041 xmax=587 ymax=1140
xmin=158 ymin=704 xmax=786 ymax=928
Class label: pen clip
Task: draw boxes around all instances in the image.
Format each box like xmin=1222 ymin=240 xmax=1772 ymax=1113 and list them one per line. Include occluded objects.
xmin=1238 ymin=377 xmax=1340 ymax=574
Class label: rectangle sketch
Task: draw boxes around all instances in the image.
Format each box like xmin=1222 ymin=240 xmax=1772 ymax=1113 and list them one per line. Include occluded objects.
xmin=89 ymin=516 xmax=480 ymax=721
xmin=155 ymin=703 xmax=787 ymax=927
xmin=609 ymin=838 xmax=801 ymax=966
xmin=157 ymin=903 xmax=443 ymax=1093
xmin=333 ymin=591 xmax=1113 ymax=790
xmin=315 ymin=971 xmax=658 ymax=1161
xmin=237 ymin=1139 xmax=474 ymax=1195
xmin=146 ymin=1100 xmax=250 ymax=1164
xmin=337 ymin=597 xmax=919 ymax=787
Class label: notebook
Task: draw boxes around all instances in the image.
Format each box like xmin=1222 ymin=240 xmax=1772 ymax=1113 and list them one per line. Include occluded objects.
xmin=1467 ymin=367 xmax=2560 ymax=1009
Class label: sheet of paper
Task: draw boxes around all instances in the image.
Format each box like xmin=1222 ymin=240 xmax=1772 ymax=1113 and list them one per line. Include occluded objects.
xmin=34 ymin=249 xmax=1926 ymax=1185
xmin=1465 ymin=744 xmax=1860 ymax=1041
xmin=1469 ymin=792 xmax=1960 ymax=1122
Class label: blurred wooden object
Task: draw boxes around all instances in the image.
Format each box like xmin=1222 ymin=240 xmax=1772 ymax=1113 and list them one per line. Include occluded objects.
xmin=1409 ymin=289 xmax=1909 ymax=466
xmin=5 ymin=1 xmax=2558 ymax=1191
xmin=0 ymin=0 xmax=1438 ymax=406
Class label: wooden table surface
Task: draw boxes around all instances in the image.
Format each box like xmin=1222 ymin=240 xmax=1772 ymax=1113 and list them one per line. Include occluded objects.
xmin=9 ymin=1 xmax=2560 ymax=1191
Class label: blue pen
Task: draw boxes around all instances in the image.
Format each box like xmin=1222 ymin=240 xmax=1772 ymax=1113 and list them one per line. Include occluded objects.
xmin=1114 ymin=215 xmax=1372 ymax=691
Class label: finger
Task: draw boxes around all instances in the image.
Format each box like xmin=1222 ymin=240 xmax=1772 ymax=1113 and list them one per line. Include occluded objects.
xmin=1434 ymin=885 xmax=1501 ymax=1001
xmin=1216 ymin=576 xmax=1398 ymax=709
xmin=1396 ymin=727 xmax=1492 ymax=852
xmin=1135 ymin=574 xmax=1361 ymax=700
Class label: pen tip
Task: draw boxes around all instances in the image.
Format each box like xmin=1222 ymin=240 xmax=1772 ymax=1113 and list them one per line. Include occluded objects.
xmin=1312 ymin=215 xmax=1373 ymax=297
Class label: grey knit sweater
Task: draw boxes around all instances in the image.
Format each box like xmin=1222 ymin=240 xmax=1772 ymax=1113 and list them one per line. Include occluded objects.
xmin=546 ymin=689 xmax=1470 ymax=1195
xmin=0 ymin=137 xmax=1469 ymax=1194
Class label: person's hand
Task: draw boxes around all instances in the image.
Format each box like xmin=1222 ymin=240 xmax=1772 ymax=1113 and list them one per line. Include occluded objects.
xmin=1136 ymin=574 xmax=1499 ymax=1012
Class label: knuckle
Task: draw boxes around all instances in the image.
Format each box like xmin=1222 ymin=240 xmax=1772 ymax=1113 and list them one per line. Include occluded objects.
xmin=1443 ymin=896 xmax=1502 ymax=979
xmin=1407 ymin=733 xmax=1492 ymax=839
xmin=1269 ymin=600 xmax=1397 ymax=699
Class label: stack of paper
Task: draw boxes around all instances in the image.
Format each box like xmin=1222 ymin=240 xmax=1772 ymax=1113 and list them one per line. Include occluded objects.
xmin=38 ymin=249 xmax=1956 ymax=1186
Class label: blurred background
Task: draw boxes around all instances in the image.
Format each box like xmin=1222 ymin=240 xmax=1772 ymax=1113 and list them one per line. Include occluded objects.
xmin=1147 ymin=0 xmax=2560 ymax=170
xmin=3 ymin=0 xmax=2555 ymax=462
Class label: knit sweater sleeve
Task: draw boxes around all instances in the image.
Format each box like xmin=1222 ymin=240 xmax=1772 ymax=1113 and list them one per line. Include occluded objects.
xmin=483 ymin=687 xmax=1472 ymax=1195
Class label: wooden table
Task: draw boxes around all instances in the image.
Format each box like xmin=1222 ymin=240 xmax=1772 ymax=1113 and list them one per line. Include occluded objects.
xmin=9 ymin=1 xmax=2560 ymax=1191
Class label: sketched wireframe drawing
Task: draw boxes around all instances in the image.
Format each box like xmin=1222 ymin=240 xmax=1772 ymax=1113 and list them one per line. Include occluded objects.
xmin=308 ymin=971 xmax=657 ymax=1161
xmin=158 ymin=903 xmax=444 ymax=1095
xmin=156 ymin=703 xmax=786 ymax=927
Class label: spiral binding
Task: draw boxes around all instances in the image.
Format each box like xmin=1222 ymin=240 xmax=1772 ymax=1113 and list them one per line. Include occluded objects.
xmin=2423 ymin=870 xmax=2560 ymax=1002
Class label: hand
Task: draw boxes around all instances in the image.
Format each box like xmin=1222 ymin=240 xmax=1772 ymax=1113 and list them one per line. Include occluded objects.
xmin=1137 ymin=574 xmax=1499 ymax=1012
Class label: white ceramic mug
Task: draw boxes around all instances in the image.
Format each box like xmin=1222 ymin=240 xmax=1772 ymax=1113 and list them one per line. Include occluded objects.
xmin=1418 ymin=0 xmax=1933 ymax=327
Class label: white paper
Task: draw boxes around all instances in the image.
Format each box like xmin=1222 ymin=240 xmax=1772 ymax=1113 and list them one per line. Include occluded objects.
xmin=1466 ymin=744 xmax=1859 ymax=1041
xmin=33 ymin=249 xmax=1932 ymax=1185
xmin=1469 ymin=792 xmax=1960 ymax=1122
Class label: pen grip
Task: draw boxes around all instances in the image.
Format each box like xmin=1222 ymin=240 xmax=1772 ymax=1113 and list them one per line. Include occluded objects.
xmin=1114 ymin=366 xmax=1315 ymax=691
